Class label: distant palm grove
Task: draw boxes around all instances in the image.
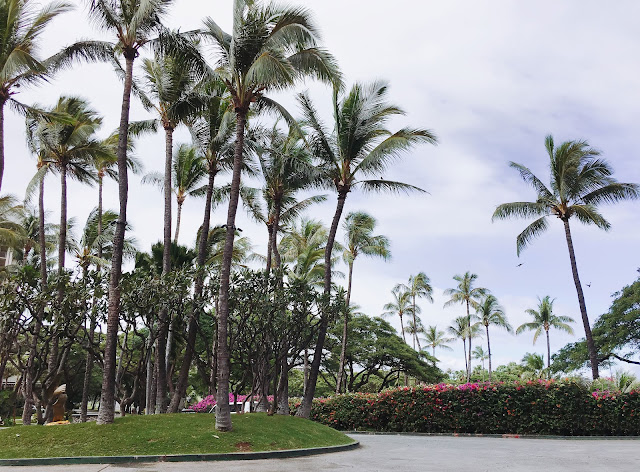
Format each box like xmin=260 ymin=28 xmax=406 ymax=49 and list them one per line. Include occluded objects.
xmin=0 ymin=0 xmax=638 ymax=432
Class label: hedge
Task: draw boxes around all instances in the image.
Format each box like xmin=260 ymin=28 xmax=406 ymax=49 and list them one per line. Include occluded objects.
xmin=290 ymin=380 xmax=640 ymax=435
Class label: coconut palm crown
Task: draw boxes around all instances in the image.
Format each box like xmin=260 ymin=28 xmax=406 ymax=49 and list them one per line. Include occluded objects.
xmin=492 ymin=134 xmax=639 ymax=379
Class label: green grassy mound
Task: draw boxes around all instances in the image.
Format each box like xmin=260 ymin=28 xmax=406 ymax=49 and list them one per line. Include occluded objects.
xmin=0 ymin=413 xmax=353 ymax=459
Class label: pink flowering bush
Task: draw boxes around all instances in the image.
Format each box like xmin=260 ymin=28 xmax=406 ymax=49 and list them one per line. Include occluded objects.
xmin=290 ymin=380 xmax=640 ymax=435
xmin=190 ymin=394 xmax=273 ymax=412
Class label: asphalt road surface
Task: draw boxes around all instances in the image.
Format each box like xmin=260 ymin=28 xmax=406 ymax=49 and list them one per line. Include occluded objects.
xmin=6 ymin=433 xmax=640 ymax=471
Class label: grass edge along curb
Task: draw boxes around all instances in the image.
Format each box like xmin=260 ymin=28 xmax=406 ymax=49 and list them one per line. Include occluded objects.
xmin=344 ymin=431 xmax=640 ymax=441
xmin=0 ymin=440 xmax=359 ymax=467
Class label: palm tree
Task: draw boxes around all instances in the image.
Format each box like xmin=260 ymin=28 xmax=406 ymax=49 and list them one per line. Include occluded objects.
xmin=382 ymin=287 xmax=413 ymax=344
xmin=87 ymin=0 xmax=174 ymax=426
xmin=280 ymin=218 xmax=335 ymax=286
xmin=167 ymin=79 xmax=235 ymax=414
xmin=422 ymin=325 xmax=454 ymax=358
xmin=448 ymin=316 xmax=482 ymax=379
xmin=472 ymin=346 xmax=488 ymax=380
xmin=516 ymin=295 xmax=575 ymax=373
xmin=444 ymin=272 xmax=488 ymax=381
xmin=0 ymin=195 xmax=24 ymax=252
xmin=521 ymin=352 xmax=545 ymax=379
xmin=143 ymin=144 xmax=207 ymax=244
xmin=297 ymin=80 xmax=436 ymax=417
xmin=405 ymin=317 xmax=426 ymax=350
xmin=243 ymin=124 xmax=325 ymax=273
xmin=336 ymin=211 xmax=390 ymax=393
xmin=26 ymin=96 xmax=106 ymax=275
xmin=474 ymin=294 xmax=512 ymax=382
xmin=395 ymin=273 xmax=433 ymax=351
xmin=492 ymin=135 xmax=639 ymax=379
xmin=0 ymin=0 xmax=73 ymax=191
xmin=201 ymin=0 xmax=341 ymax=430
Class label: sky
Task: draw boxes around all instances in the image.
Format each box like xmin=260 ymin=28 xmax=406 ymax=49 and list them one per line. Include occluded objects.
xmin=3 ymin=0 xmax=640 ymax=377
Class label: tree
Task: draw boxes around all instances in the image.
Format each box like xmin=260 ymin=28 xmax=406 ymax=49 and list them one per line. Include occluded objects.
xmin=382 ymin=287 xmax=413 ymax=345
xmin=280 ymin=218 xmax=334 ymax=286
xmin=448 ymin=315 xmax=482 ymax=378
xmin=472 ymin=346 xmax=488 ymax=381
xmin=552 ymin=276 xmax=640 ymax=373
xmin=520 ymin=352 xmax=545 ymax=379
xmin=87 ymin=0 xmax=174 ymax=425
xmin=473 ymin=294 xmax=512 ymax=381
xmin=297 ymin=80 xmax=436 ymax=417
xmin=201 ymin=0 xmax=340 ymax=430
xmin=516 ymin=295 xmax=574 ymax=372
xmin=444 ymin=272 xmax=488 ymax=381
xmin=492 ymin=135 xmax=639 ymax=379
xmin=395 ymin=272 xmax=433 ymax=351
xmin=336 ymin=211 xmax=390 ymax=393
xmin=422 ymin=325 xmax=454 ymax=358
xmin=243 ymin=123 xmax=325 ymax=273
xmin=0 ymin=0 xmax=73 ymax=191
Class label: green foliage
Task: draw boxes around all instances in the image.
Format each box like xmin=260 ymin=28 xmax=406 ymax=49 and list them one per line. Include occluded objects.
xmin=291 ymin=381 xmax=640 ymax=435
xmin=0 ymin=390 xmax=17 ymax=426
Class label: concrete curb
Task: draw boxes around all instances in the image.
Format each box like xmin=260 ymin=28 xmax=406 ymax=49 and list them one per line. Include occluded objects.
xmin=344 ymin=431 xmax=640 ymax=440
xmin=0 ymin=440 xmax=359 ymax=467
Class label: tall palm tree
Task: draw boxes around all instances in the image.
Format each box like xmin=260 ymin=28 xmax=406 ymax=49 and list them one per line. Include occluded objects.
xmin=382 ymin=287 xmax=413 ymax=344
xmin=444 ymin=272 xmax=488 ymax=381
xmin=395 ymin=273 xmax=433 ymax=351
xmin=280 ymin=218 xmax=335 ymax=286
xmin=87 ymin=0 xmax=174 ymax=426
xmin=336 ymin=211 xmax=390 ymax=393
xmin=448 ymin=315 xmax=482 ymax=379
xmin=422 ymin=325 xmax=454 ymax=358
xmin=201 ymin=0 xmax=341 ymax=430
xmin=26 ymin=96 xmax=106 ymax=275
xmin=516 ymin=295 xmax=575 ymax=372
xmin=0 ymin=0 xmax=74 ymax=191
xmin=405 ymin=317 xmax=426 ymax=350
xmin=167 ymin=79 xmax=235 ymax=414
xmin=492 ymin=135 xmax=639 ymax=379
xmin=297 ymin=81 xmax=436 ymax=417
xmin=473 ymin=294 xmax=512 ymax=382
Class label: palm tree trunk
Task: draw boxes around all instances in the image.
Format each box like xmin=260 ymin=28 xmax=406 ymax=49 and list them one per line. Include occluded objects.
xmin=272 ymin=204 xmax=282 ymax=269
xmin=156 ymin=126 xmax=174 ymax=414
xmin=462 ymin=338 xmax=468 ymax=377
xmin=336 ymin=261 xmax=354 ymax=394
xmin=546 ymin=328 xmax=551 ymax=374
xmin=174 ymin=200 xmax=183 ymax=244
xmin=265 ymin=224 xmax=273 ymax=272
xmin=486 ymin=325 xmax=492 ymax=382
xmin=562 ymin=219 xmax=599 ymax=379
xmin=215 ymin=109 xmax=248 ymax=431
xmin=58 ymin=165 xmax=67 ymax=273
xmin=97 ymin=53 xmax=134 ymax=425
xmin=466 ymin=299 xmax=472 ymax=382
xmin=399 ymin=312 xmax=406 ymax=343
xmin=81 ymin=175 xmax=103 ymax=422
xmin=297 ymin=191 xmax=347 ymax=418
xmin=168 ymin=165 xmax=217 ymax=413
xmin=0 ymin=101 xmax=4 ymax=192
xmin=23 ymin=176 xmax=48 ymax=425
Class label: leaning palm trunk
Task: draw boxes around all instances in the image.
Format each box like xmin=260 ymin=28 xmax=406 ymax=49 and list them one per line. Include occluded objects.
xmin=156 ymin=126 xmax=174 ymax=414
xmin=168 ymin=165 xmax=216 ymax=413
xmin=336 ymin=261 xmax=354 ymax=394
xmin=97 ymin=53 xmax=134 ymax=425
xmin=297 ymin=192 xmax=347 ymax=418
xmin=562 ymin=219 xmax=599 ymax=379
xmin=215 ymin=110 xmax=248 ymax=431
xmin=0 ymin=102 xmax=4 ymax=191
xmin=174 ymin=199 xmax=184 ymax=243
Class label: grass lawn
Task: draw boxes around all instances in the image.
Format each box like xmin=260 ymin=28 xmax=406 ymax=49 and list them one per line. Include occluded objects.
xmin=0 ymin=413 xmax=353 ymax=459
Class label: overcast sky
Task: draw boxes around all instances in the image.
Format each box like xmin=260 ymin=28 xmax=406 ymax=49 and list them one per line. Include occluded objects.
xmin=4 ymin=0 xmax=640 ymax=377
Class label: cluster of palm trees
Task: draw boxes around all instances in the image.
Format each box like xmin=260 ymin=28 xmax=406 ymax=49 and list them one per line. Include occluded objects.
xmin=0 ymin=0 xmax=438 ymax=430
xmin=382 ymin=271 xmax=580 ymax=382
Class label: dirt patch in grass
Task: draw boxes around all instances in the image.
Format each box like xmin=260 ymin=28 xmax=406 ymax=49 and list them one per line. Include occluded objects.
xmin=234 ymin=441 xmax=252 ymax=451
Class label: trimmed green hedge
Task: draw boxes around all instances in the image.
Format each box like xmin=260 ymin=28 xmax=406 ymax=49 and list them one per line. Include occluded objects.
xmin=291 ymin=381 xmax=640 ymax=435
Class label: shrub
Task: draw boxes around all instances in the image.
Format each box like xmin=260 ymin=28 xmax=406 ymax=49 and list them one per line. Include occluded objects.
xmin=0 ymin=390 xmax=17 ymax=426
xmin=290 ymin=380 xmax=640 ymax=435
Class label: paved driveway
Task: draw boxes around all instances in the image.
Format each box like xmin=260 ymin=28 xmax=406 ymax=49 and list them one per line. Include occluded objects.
xmin=6 ymin=434 xmax=640 ymax=471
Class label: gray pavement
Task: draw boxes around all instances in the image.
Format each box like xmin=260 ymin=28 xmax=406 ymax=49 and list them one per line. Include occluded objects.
xmin=4 ymin=434 xmax=640 ymax=471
